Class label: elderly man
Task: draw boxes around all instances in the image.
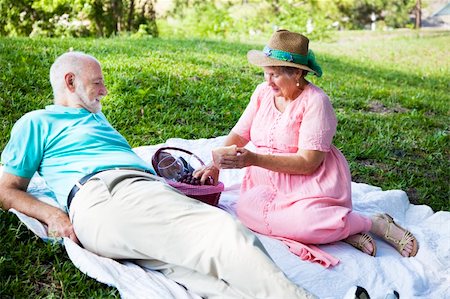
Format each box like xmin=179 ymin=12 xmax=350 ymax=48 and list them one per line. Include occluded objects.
xmin=0 ymin=52 xmax=316 ymax=299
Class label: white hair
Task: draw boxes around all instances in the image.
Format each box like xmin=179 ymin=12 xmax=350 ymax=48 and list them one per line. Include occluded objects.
xmin=49 ymin=51 xmax=100 ymax=103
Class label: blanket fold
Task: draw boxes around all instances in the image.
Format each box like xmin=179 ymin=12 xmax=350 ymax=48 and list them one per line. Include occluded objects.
xmin=5 ymin=136 xmax=449 ymax=299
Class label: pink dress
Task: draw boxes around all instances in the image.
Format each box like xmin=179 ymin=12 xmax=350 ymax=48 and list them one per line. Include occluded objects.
xmin=232 ymin=82 xmax=371 ymax=267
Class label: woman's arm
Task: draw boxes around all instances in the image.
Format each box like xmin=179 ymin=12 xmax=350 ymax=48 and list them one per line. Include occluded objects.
xmin=194 ymin=132 xmax=249 ymax=184
xmin=222 ymin=132 xmax=250 ymax=148
xmin=220 ymin=147 xmax=326 ymax=175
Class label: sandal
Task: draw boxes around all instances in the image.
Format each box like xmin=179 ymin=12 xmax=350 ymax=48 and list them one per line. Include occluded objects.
xmin=375 ymin=213 xmax=418 ymax=257
xmin=344 ymin=233 xmax=377 ymax=257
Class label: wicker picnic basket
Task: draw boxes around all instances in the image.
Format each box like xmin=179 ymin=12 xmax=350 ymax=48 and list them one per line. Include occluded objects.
xmin=151 ymin=147 xmax=224 ymax=206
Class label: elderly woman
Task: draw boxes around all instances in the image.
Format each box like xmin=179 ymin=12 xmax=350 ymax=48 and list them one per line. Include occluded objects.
xmin=195 ymin=30 xmax=418 ymax=266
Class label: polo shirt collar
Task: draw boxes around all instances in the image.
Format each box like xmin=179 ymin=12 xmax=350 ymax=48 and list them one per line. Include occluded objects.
xmin=46 ymin=105 xmax=91 ymax=114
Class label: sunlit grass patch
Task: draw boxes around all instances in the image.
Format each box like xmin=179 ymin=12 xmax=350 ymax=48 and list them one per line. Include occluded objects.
xmin=0 ymin=30 xmax=448 ymax=297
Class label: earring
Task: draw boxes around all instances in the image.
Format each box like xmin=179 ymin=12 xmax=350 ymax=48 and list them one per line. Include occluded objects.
xmin=296 ymin=82 xmax=300 ymax=87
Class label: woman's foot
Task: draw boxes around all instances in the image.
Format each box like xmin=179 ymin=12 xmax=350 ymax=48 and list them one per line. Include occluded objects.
xmin=343 ymin=233 xmax=377 ymax=256
xmin=371 ymin=213 xmax=418 ymax=257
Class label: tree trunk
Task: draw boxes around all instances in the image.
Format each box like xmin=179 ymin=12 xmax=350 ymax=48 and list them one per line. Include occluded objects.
xmin=128 ymin=0 xmax=135 ymax=31
xmin=415 ymin=0 xmax=421 ymax=29
xmin=93 ymin=0 xmax=104 ymax=36
xmin=110 ymin=0 xmax=121 ymax=34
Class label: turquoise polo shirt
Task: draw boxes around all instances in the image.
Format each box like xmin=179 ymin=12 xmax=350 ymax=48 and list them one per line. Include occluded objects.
xmin=1 ymin=105 xmax=154 ymax=209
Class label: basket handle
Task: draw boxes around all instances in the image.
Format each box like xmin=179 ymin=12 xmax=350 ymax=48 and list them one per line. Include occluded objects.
xmin=152 ymin=146 xmax=205 ymax=177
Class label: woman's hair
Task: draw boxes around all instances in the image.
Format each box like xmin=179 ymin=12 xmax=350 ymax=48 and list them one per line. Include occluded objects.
xmin=276 ymin=66 xmax=308 ymax=77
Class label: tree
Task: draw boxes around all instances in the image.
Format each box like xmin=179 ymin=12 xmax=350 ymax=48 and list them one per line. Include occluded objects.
xmin=414 ymin=0 xmax=422 ymax=29
xmin=0 ymin=0 xmax=42 ymax=36
xmin=0 ymin=0 xmax=421 ymax=37
xmin=0 ymin=0 xmax=158 ymax=37
xmin=127 ymin=0 xmax=135 ymax=31
xmin=334 ymin=0 xmax=417 ymax=29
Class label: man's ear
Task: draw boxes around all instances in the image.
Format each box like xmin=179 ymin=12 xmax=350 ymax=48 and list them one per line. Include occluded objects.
xmin=65 ymin=73 xmax=76 ymax=92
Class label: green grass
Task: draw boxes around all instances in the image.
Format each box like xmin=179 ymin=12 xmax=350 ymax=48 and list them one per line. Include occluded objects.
xmin=0 ymin=30 xmax=449 ymax=297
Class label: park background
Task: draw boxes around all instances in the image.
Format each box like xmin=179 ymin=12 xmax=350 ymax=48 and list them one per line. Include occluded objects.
xmin=0 ymin=0 xmax=449 ymax=297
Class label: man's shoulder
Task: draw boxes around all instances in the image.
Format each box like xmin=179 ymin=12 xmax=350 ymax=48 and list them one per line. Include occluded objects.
xmin=11 ymin=107 xmax=67 ymax=134
xmin=25 ymin=108 xmax=49 ymax=117
xmin=17 ymin=109 xmax=49 ymax=124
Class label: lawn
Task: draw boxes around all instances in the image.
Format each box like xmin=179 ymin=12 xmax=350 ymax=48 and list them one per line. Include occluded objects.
xmin=0 ymin=30 xmax=449 ymax=297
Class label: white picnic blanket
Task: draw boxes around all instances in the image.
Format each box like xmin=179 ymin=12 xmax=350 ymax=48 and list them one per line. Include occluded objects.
xmin=6 ymin=136 xmax=450 ymax=299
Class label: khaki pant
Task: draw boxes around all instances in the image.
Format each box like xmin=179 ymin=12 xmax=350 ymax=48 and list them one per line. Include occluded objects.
xmin=69 ymin=170 xmax=316 ymax=299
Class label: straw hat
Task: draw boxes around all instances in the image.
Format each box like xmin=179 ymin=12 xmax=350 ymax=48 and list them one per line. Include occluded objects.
xmin=247 ymin=29 xmax=322 ymax=77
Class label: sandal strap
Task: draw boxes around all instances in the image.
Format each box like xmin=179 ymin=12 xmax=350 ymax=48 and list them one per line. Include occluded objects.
xmin=381 ymin=213 xmax=416 ymax=253
xmin=396 ymin=230 xmax=416 ymax=252
xmin=347 ymin=233 xmax=372 ymax=248
xmin=357 ymin=233 xmax=373 ymax=248
xmin=345 ymin=233 xmax=376 ymax=256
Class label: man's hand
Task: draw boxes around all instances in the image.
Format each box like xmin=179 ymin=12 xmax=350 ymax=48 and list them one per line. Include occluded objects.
xmin=0 ymin=172 xmax=80 ymax=244
xmin=47 ymin=209 xmax=79 ymax=244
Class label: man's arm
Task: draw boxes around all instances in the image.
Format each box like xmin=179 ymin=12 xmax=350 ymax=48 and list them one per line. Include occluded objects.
xmin=0 ymin=172 xmax=79 ymax=243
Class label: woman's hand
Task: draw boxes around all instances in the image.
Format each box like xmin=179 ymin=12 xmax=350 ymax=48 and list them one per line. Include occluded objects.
xmin=193 ymin=163 xmax=220 ymax=185
xmin=219 ymin=147 xmax=256 ymax=169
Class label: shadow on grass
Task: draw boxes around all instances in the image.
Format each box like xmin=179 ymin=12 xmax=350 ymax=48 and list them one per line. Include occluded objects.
xmin=0 ymin=35 xmax=448 ymax=298
xmin=1 ymin=37 xmax=448 ymax=209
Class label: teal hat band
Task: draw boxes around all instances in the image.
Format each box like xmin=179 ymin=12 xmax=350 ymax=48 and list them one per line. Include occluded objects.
xmin=263 ymin=46 xmax=323 ymax=77
xmin=263 ymin=46 xmax=308 ymax=64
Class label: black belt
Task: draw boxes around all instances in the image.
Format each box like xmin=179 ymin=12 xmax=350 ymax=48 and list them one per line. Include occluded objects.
xmin=67 ymin=168 xmax=153 ymax=209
